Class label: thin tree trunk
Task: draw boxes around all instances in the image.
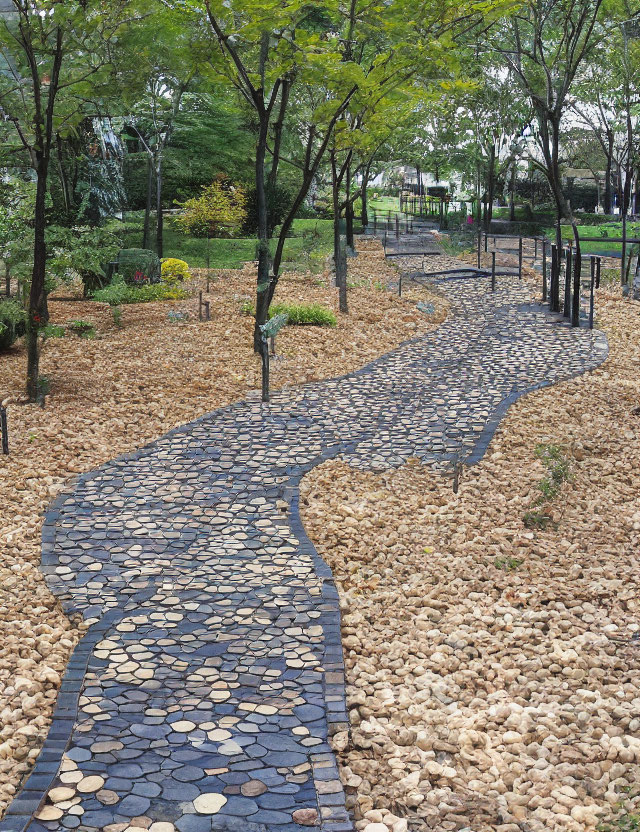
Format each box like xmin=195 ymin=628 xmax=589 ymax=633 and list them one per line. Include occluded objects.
xmin=156 ymin=155 xmax=164 ymax=259
xmin=331 ymin=152 xmax=348 ymax=314
xmin=361 ymin=163 xmax=370 ymax=228
xmin=56 ymin=134 xmax=72 ymax=217
xmin=26 ymin=160 xmax=49 ymax=401
xmin=485 ymin=144 xmax=496 ymax=231
xmin=509 ymin=165 xmax=516 ymax=222
xmin=143 ymin=154 xmax=154 ymax=249
xmin=345 ymin=158 xmax=354 ymax=251
xmin=254 ymin=116 xmax=271 ymax=352
xmin=604 ymin=135 xmax=613 ymax=214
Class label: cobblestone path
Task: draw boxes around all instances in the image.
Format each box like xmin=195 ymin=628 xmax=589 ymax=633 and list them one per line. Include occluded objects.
xmin=2 ymin=274 xmax=608 ymax=832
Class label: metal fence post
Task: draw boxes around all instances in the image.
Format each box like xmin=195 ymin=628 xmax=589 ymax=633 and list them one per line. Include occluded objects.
xmin=518 ymin=237 xmax=523 ymax=280
xmin=491 ymin=251 xmax=496 ymax=292
xmin=571 ymin=247 xmax=581 ymax=327
xmin=596 ymin=256 xmax=601 ymax=289
xmin=550 ymin=245 xmax=558 ymax=312
xmin=564 ymin=248 xmax=572 ymax=318
xmin=542 ymin=239 xmax=547 ymax=302
xmin=477 ymin=230 xmax=482 ymax=269
xmin=589 ymin=256 xmax=596 ymax=330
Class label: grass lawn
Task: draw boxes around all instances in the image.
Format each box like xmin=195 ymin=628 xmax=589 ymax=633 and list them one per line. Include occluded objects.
xmin=109 ymin=214 xmax=335 ymax=270
xmin=369 ymin=196 xmax=401 ymax=213
xmin=549 ymin=222 xmax=640 ymax=257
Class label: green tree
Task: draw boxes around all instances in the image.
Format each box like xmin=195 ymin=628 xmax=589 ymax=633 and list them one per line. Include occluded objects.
xmin=0 ymin=0 xmax=134 ymax=399
xmin=495 ymin=0 xmax=607 ymax=322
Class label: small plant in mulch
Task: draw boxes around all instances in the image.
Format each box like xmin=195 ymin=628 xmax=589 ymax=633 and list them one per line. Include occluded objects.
xmin=67 ymin=319 xmax=96 ymax=338
xmin=494 ymin=555 xmax=523 ymax=571
xmin=522 ymin=443 xmax=571 ymax=530
xmin=168 ymin=310 xmax=190 ymax=324
xmin=597 ymin=788 xmax=640 ymax=831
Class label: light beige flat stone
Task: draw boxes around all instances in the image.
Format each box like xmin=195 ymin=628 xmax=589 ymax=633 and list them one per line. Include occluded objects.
xmin=193 ymin=793 xmax=227 ymax=814
xmin=36 ymin=807 xmax=64 ymax=821
xmin=48 ymin=787 xmax=75 ymax=803
xmin=171 ymin=720 xmax=196 ymax=732
xmin=77 ymin=775 xmax=105 ymax=793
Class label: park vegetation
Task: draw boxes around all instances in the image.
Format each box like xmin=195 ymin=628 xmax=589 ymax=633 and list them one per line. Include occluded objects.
xmin=0 ymin=0 xmax=638 ymax=399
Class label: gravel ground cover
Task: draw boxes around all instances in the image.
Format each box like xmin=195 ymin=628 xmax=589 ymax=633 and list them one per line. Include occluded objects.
xmin=0 ymin=241 xmax=447 ymax=818
xmin=300 ymin=287 xmax=640 ymax=832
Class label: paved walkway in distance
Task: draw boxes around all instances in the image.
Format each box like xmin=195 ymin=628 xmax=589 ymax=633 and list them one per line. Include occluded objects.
xmin=1 ymin=270 xmax=608 ymax=832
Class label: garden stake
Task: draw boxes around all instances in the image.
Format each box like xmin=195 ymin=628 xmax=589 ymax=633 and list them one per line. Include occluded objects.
xmin=491 ymin=251 xmax=496 ymax=292
xmin=589 ymin=256 xmax=596 ymax=330
xmin=564 ymin=248 xmax=572 ymax=318
xmin=198 ymin=291 xmax=203 ymax=321
xmin=204 ymin=301 xmax=210 ymax=321
xmin=399 ymin=274 xmax=402 ymax=297
xmin=0 ymin=407 xmax=8 ymax=455
xmin=542 ymin=240 xmax=547 ymax=302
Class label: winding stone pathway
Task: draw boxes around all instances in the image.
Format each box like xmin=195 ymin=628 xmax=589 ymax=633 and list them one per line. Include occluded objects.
xmin=2 ymin=273 xmax=607 ymax=832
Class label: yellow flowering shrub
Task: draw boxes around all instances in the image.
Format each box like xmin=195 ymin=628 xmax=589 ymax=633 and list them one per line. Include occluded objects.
xmin=161 ymin=258 xmax=191 ymax=284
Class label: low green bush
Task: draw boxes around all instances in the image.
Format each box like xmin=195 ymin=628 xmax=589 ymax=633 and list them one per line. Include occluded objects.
xmin=241 ymin=301 xmax=336 ymax=326
xmin=269 ymin=303 xmax=336 ymax=326
xmin=93 ymin=278 xmax=189 ymax=306
xmin=0 ymin=298 xmax=26 ymax=350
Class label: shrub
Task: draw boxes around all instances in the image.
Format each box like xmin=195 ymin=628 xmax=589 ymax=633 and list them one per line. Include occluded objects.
xmin=0 ymin=298 xmax=25 ymax=350
xmin=242 ymin=183 xmax=294 ymax=235
xmin=47 ymin=226 xmax=122 ymax=297
xmin=93 ymin=278 xmax=189 ymax=305
xmin=174 ymin=178 xmax=248 ymax=238
xmin=117 ymin=248 xmax=161 ymax=285
xmin=269 ymin=303 xmax=336 ymax=326
xmin=161 ymin=258 xmax=191 ymax=284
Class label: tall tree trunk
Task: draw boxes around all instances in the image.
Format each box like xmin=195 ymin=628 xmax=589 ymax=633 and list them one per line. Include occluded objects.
xmin=26 ymin=159 xmax=49 ymax=401
xmin=345 ymin=158 xmax=354 ymax=251
xmin=55 ymin=134 xmax=72 ymax=218
xmin=156 ymin=154 xmax=164 ymax=259
xmin=254 ymin=116 xmax=271 ymax=352
xmin=361 ymin=163 xmax=370 ymax=228
xmin=143 ymin=154 xmax=154 ymax=249
xmin=331 ymin=152 xmax=348 ymax=314
xmin=509 ymin=165 xmax=516 ymax=222
xmin=604 ymin=158 xmax=612 ymax=214
xmin=485 ymin=144 xmax=496 ymax=231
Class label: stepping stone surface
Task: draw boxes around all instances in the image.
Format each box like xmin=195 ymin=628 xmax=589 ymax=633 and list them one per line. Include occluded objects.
xmin=1 ymin=271 xmax=607 ymax=832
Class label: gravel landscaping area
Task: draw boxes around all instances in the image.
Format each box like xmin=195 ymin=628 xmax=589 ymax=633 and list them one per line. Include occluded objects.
xmin=301 ymin=289 xmax=640 ymax=832
xmin=0 ymin=241 xmax=447 ymax=818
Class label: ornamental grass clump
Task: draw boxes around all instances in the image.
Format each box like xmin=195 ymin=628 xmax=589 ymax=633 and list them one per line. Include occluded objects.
xmin=93 ymin=277 xmax=188 ymax=306
xmin=240 ymin=300 xmax=336 ymax=327
xmin=269 ymin=303 xmax=336 ymax=326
